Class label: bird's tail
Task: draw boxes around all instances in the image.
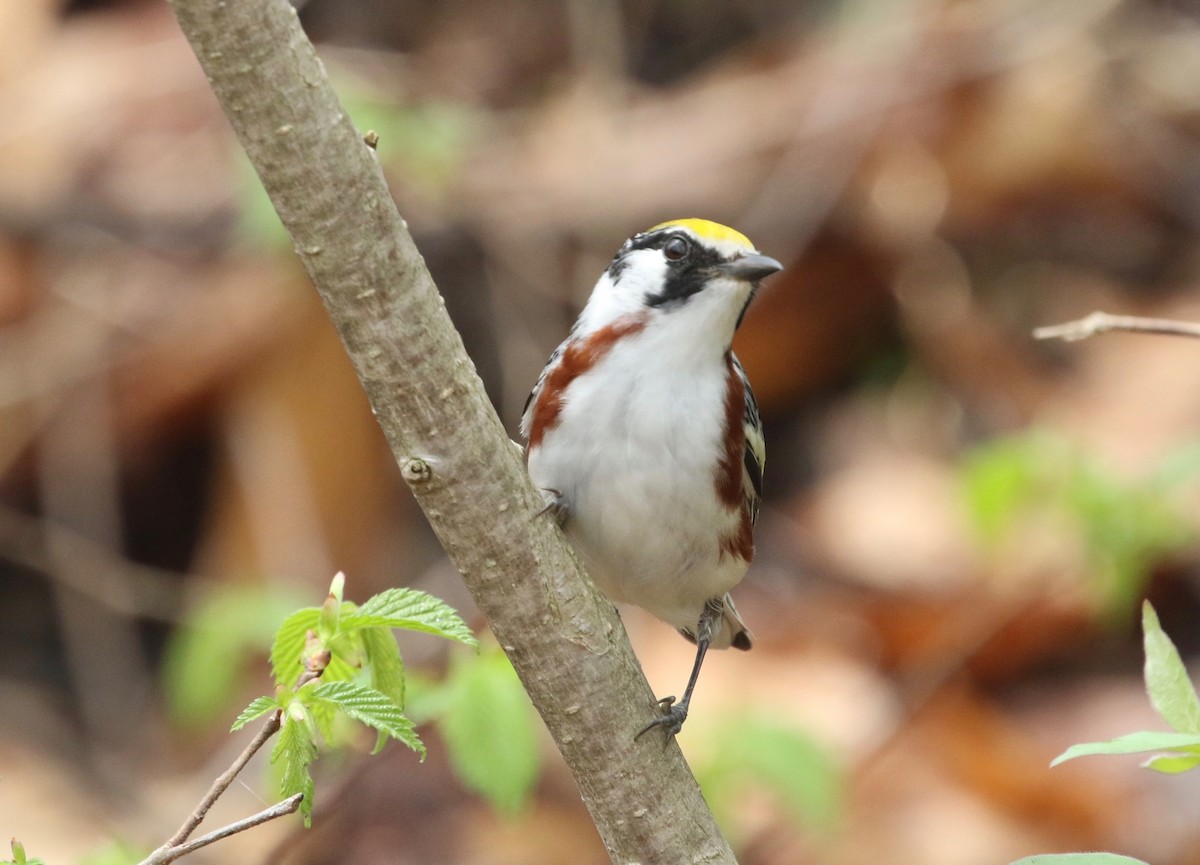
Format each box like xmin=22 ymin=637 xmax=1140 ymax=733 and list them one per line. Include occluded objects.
xmin=714 ymin=593 xmax=753 ymax=651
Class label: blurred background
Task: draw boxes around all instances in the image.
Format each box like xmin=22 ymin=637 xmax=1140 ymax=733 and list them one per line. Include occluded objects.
xmin=6 ymin=0 xmax=1200 ymax=863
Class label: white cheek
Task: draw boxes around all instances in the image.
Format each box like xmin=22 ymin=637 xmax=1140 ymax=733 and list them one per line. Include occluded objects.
xmin=576 ymin=251 xmax=666 ymax=333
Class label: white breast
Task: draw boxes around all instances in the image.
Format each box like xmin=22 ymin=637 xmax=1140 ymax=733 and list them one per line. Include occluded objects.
xmin=526 ymin=320 xmax=748 ymax=632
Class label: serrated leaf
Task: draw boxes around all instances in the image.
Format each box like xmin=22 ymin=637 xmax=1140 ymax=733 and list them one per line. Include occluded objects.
xmin=362 ymin=627 xmax=407 ymax=752
xmin=346 ymin=588 xmax=477 ymax=647
xmin=310 ymin=681 xmax=424 ymax=757
xmin=1142 ymin=601 xmax=1200 ymax=733
xmin=297 ymin=646 xmax=359 ymax=743
xmin=440 ymin=649 xmax=539 ymax=816
xmin=1051 ymin=730 xmax=1200 ymax=766
xmin=271 ymin=608 xmax=321 ymax=688
xmin=1144 ymin=752 xmax=1200 ymax=774
xmin=1008 ymin=854 xmax=1149 ymax=865
xmin=231 ymin=696 xmax=280 ymax=731
xmin=271 ymin=713 xmax=316 ymax=826
xmin=362 ymin=627 xmax=406 ymax=709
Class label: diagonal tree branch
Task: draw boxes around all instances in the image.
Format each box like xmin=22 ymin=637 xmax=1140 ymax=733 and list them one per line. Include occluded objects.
xmin=164 ymin=1 xmax=737 ymax=863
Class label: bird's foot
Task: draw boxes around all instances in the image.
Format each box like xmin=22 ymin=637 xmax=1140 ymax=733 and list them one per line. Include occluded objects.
xmin=535 ymin=488 xmax=568 ymax=527
xmin=635 ymin=695 xmax=689 ymax=740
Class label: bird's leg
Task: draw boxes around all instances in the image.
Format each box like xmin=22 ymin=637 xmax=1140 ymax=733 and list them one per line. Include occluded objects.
xmin=636 ymin=598 xmax=723 ymax=740
xmin=535 ymin=488 xmax=569 ymax=527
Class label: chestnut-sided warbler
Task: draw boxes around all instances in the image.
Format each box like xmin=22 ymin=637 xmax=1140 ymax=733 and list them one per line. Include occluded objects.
xmin=521 ymin=218 xmax=782 ymax=737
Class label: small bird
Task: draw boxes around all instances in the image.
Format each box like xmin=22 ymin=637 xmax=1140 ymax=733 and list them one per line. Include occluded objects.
xmin=521 ymin=218 xmax=782 ymax=737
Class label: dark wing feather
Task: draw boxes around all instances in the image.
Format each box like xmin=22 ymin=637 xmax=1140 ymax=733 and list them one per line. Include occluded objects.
xmin=732 ymin=354 xmax=764 ymax=526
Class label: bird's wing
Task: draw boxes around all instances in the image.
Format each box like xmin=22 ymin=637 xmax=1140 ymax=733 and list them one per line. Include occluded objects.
xmin=732 ymin=354 xmax=764 ymax=526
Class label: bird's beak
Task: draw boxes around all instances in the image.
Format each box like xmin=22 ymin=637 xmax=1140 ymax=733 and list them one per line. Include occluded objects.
xmin=717 ymin=254 xmax=784 ymax=282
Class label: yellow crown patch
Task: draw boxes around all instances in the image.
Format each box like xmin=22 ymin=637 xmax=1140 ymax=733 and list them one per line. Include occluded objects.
xmin=647 ymin=218 xmax=755 ymax=251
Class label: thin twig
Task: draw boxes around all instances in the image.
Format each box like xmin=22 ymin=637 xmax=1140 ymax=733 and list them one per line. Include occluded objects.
xmin=143 ymin=793 xmax=304 ymax=865
xmin=1033 ymin=311 xmax=1200 ymax=342
xmin=140 ymin=711 xmax=282 ymax=865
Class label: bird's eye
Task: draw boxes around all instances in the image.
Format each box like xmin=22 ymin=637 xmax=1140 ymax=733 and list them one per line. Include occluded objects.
xmin=663 ymin=236 xmax=690 ymax=261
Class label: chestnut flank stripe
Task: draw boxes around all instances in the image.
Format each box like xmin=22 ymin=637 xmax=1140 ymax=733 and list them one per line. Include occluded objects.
xmin=528 ymin=314 xmax=648 ymax=449
xmin=715 ymin=354 xmax=745 ymax=508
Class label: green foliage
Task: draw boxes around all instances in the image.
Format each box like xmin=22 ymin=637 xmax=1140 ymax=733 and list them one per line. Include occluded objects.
xmin=1 ymin=839 xmax=43 ymax=865
xmin=360 ymin=625 xmax=407 ymax=752
xmin=1052 ymin=730 xmax=1200 ymax=766
xmin=338 ymin=88 xmax=477 ymax=195
xmin=273 ymin=705 xmax=318 ymax=826
xmin=74 ymin=839 xmax=146 ymax=865
xmin=437 ymin=647 xmax=541 ymax=816
xmin=1052 ymin=601 xmax=1200 ymax=773
xmin=270 ymin=607 xmax=323 ymax=689
xmin=161 ymin=583 xmax=306 ymax=727
xmin=1142 ymin=602 xmax=1200 ymax=733
xmin=234 ymin=152 xmax=290 ymax=250
xmin=1015 ymin=600 xmax=1200 ymax=863
xmin=235 ymin=573 xmax=476 ymax=826
xmin=962 ymin=431 xmax=1196 ymax=614
xmin=347 ymin=588 xmax=479 ymax=645
xmin=696 ymin=714 xmax=842 ymax=837
xmin=231 ymin=696 xmax=281 ymax=732
xmin=309 ymin=682 xmax=424 ymax=757
xmin=234 ymin=77 xmax=478 ymax=251
xmin=1009 ymin=855 xmax=1149 ymax=865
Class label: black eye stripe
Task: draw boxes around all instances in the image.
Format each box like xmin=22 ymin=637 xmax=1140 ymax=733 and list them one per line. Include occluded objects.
xmin=608 ymin=228 xmax=736 ymax=308
xmin=643 ymin=242 xmax=725 ymax=308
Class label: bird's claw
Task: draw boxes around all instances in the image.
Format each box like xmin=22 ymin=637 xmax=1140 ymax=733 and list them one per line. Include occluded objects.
xmin=635 ymin=695 xmax=688 ymax=740
xmin=535 ymin=488 xmax=569 ymax=527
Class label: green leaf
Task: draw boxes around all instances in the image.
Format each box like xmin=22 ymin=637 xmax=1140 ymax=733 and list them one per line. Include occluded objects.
xmin=271 ymin=608 xmax=321 ymax=688
xmin=362 ymin=627 xmax=406 ymax=709
xmin=440 ymin=648 xmax=540 ymax=816
xmin=231 ymin=696 xmax=280 ymax=731
xmin=1150 ymin=439 xmax=1200 ymax=489
xmin=271 ymin=711 xmax=317 ymax=827
xmin=328 ymin=571 xmax=346 ymax=605
xmin=5 ymin=839 xmax=43 ymax=865
xmin=320 ymin=575 xmax=344 ymax=635
xmin=1142 ymin=601 xmax=1200 ymax=733
xmin=1008 ymin=855 xmax=1149 ymax=865
xmin=697 ymin=714 xmax=842 ymax=833
xmin=960 ymin=431 xmax=1195 ymax=619
xmin=309 ymin=681 xmax=425 ymax=757
xmin=161 ymin=583 xmax=306 ymax=727
xmin=1052 ymin=730 xmax=1200 ymax=766
xmin=299 ymin=646 xmax=360 ymax=743
xmin=234 ymin=151 xmax=291 ymax=250
xmin=1144 ymin=752 xmax=1200 ymax=774
xmin=320 ymin=643 xmax=361 ymax=683
xmin=75 ymin=839 xmax=146 ymax=865
xmin=961 ymin=435 xmax=1043 ymax=547
xmin=347 ymin=588 xmax=477 ymax=647
xmin=8 ymin=838 xmax=27 ymax=865
xmin=361 ymin=626 xmax=407 ymax=752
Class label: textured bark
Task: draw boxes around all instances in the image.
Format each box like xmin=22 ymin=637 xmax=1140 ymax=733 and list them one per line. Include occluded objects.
xmin=165 ymin=1 xmax=737 ymax=863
